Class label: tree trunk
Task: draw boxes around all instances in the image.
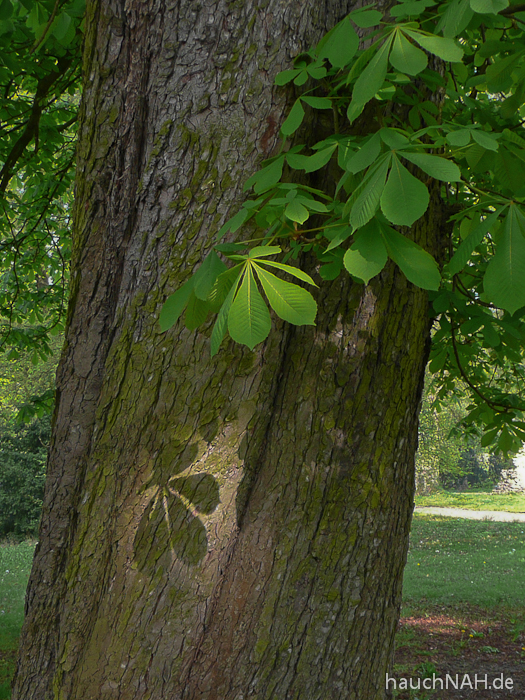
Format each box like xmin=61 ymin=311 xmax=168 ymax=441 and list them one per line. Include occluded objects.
xmin=12 ymin=1 xmax=446 ymax=698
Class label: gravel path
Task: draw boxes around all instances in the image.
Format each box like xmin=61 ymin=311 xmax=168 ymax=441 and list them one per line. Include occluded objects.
xmin=414 ymin=506 xmax=525 ymax=522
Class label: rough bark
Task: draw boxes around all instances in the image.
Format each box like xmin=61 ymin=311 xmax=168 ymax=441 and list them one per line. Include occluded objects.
xmin=12 ymin=1 xmax=446 ymax=699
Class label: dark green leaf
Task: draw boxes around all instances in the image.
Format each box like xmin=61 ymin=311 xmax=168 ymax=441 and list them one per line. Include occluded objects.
xmin=317 ymin=16 xmax=359 ymax=68
xmin=281 ymin=100 xmax=305 ymax=137
xmin=381 ymin=225 xmax=441 ymax=290
xmin=349 ymin=156 xmax=391 ymax=229
xmin=448 ymin=208 xmax=504 ymax=275
xmin=350 ymin=9 xmax=383 ymax=27
xmin=210 ymin=279 xmax=238 ymax=356
xmin=389 ymin=31 xmax=428 ymax=75
xmin=184 ymin=291 xmax=210 ymax=330
xmin=405 ymin=29 xmax=464 ymax=61
xmin=401 ymin=152 xmax=462 ymax=181
xmin=159 ymin=278 xmax=194 ymax=332
xmin=347 ymin=37 xmax=392 ymax=123
xmin=343 ymin=221 xmax=388 ymax=284
xmin=346 ymin=133 xmax=382 ymax=174
xmin=484 ymin=205 xmax=525 ymax=314
xmin=193 ymin=251 xmax=227 ymax=300
xmin=470 ymin=0 xmax=508 ymax=14
xmin=380 ymin=155 xmax=430 ymax=226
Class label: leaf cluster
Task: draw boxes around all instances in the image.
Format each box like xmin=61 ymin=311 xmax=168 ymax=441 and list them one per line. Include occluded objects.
xmin=161 ymin=0 xmax=525 ymax=451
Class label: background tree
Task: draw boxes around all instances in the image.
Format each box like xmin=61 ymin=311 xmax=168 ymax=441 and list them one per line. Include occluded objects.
xmin=10 ymin=1 xmax=525 ymax=700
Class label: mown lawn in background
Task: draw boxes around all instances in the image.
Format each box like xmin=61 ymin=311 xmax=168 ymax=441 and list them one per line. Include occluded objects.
xmin=403 ymin=514 xmax=525 ymax=606
xmin=415 ymin=490 xmax=525 ymax=513
xmin=0 ymin=541 xmax=35 ymax=699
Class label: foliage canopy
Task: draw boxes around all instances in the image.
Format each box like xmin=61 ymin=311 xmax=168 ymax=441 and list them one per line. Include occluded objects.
xmin=0 ymin=0 xmax=82 ymax=359
xmin=161 ymin=0 xmax=525 ymax=454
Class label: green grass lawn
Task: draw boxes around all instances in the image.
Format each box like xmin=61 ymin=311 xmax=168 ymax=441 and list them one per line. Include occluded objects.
xmin=415 ymin=490 xmax=525 ymax=512
xmin=403 ymin=513 xmax=525 ymax=606
xmin=0 ymin=541 xmax=35 ymax=700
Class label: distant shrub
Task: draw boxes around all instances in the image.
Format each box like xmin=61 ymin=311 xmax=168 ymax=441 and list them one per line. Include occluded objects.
xmin=0 ymin=416 xmax=50 ymax=536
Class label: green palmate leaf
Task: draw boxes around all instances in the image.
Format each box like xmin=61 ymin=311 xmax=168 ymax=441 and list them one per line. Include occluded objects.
xmin=470 ymin=0 xmax=508 ymax=13
xmin=184 ymin=291 xmax=210 ymax=330
xmin=389 ymin=31 xmax=428 ymax=75
xmin=349 ymin=156 xmax=391 ymax=229
xmin=159 ymin=278 xmax=194 ymax=332
xmin=275 ymin=69 xmax=301 ymax=86
xmin=448 ymin=208 xmax=505 ymax=275
xmin=325 ymin=225 xmax=354 ymax=251
xmin=379 ymin=128 xmax=410 ymax=150
xmin=380 ymin=155 xmax=429 ymax=226
xmin=350 ymin=8 xmax=383 ymax=27
xmin=401 ymin=152 xmax=462 ymax=181
xmin=281 ymin=99 xmax=305 ymax=137
xmin=494 ymin=151 xmax=524 ymax=194
xmin=254 ymin=264 xmax=317 ymax=325
xmin=380 ymin=225 xmax=441 ymax=290
xmin=210 ymin=278 xmax=239 ymax=356
xmin=345 ymin=133 xmax=382 ymax=174
xmin=484 ymin=205 xmax=525 ymax=314
xmin=347 ymin=37 xmax=392 ymax=122
xmin=249 ymin=246 xmax=282 ymax=258
xmin=259 ymin=260 xmax=317 ymax=286
xmin=193 ymin=251 xmax=227 ymax=300
xmin=227 ymin=266 xmax=271 ymax=349
xmin=446 ymin=129 xmax=471 ymax=147
xmin=471 ymin=129 xmax=499 ymax=151
xmin=437 ymin=0 xmax=473 ymax=37
xmin=287 ymin=144 xmax=337 ymax=173
xmin=301 ymin=96 xmax=333 ymax=110
xmin=285 ymin=199 xmax=309 ymax=224
xmin=390 ymin=0 xmax=436 ymax=18
xmin=486 ymin=51 xmax=525 ymax=92
xmin=208 ymin=264 xmax=243 ymax=312
xmin=244 ymin=157 xmax=284 ymax=193
xmin=317 ymin=16 xmax=359 ymax=68
xmin=343 ymin=221 xmax=388 ymax=284
xmin=405 ymin=29 xmax=463 ymax=62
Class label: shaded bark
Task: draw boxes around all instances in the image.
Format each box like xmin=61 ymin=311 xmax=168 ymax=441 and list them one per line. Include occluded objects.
xmin=12 ymin=1 xmax=446 ymax=698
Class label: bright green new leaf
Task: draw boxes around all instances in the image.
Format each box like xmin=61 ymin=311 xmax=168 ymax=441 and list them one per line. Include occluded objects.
xmin=281 ymin=100 xmax=305 ymax=137
xmin=343 ymin=221 xmax=388 ymax=284
xmin=249 ymin=246 xmax=282 ymax=259
xmin=259 ymin=260 xmax=317 ymax=286
xmin=405 ymin=29 xmax=463 ymax=62
xmin=470 ymin=0 xmax=508 ymax=14
xmin=347 ymin=37 xmax=392 ymax=122
xmin=401 ymin=152 xmax=462 ymax=181
xmin=254 ymin=264 xmax=317 ymax=325
xmin=285 ymin=199 xmax=310 ymax=224
xmin=381 ymin=226 xmax=441 ymax=290
xmin=317 ymin=16 xmax=359 ymax=68
xmin=484 ymin=206 xmax=525 ymax=314
xmin=227 ymin=266 xmax=272 ymax=350
xmin=448 ymin=208 xmax=504 ymax=275
xmin=349 ymin=156 xmax=391 ymax=229
xmin=193 ymin=251 xmax=227 ymax=300
xmin=159 ymin=278 xmax=194 ymax=332
xmin=389 ymin=31 xmax=428 ymax=75
xmin=380 ymin=155 xmax=430 ymax=226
